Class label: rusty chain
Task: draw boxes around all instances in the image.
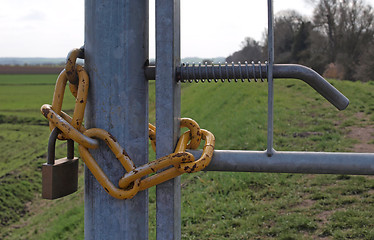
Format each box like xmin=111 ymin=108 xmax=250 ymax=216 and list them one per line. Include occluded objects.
xmin=41 ymin=48 xmax=215 ymax=200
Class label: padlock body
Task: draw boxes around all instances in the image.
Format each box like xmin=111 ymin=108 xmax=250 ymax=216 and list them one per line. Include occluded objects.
xmin=42 ymin=157 xmax=79 ymax=199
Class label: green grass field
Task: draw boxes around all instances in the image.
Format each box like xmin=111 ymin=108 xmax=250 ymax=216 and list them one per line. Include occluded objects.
xmin=1 ymin=73 xmax=374 ymax=239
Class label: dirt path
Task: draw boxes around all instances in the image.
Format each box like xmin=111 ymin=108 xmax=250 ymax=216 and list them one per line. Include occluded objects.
xmin=346 ymin=112 xmax=374 ymax=153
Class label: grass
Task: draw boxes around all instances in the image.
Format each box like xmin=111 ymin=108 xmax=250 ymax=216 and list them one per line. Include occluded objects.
xmin=2 ymin=74 xmax=374 ymax=239
xmin=0 ymin=74 xmax=57 ymax=86
xmin=0 ymin=74 xmax=75 ymax=119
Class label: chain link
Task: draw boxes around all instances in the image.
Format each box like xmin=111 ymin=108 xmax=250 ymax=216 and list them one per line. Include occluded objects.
xmin=65 ymin=47 xmax=84 ymax=85
xmin=148 ymin=123 xmax=156 ymax=152
xmin=180 ymin=118 xmax=202 ymax=149
xmin=41 ymin=48 xmax=215 ymax=200
xmin=134 ymin=129 xmax=215 ymax=191
xmin=78 ymin=128 xmax=140 ymax=199
xmin=47 ymin=63 xmax=88 ymax=141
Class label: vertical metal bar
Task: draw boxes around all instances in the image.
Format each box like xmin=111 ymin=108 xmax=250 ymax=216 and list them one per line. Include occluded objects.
xmin=155 ymin=0 xmax=181 ymax=239
xmin=84 ymin=0 xmax=149 ymax=239
xmin=267 ymin=0 xmax=275 ymax=156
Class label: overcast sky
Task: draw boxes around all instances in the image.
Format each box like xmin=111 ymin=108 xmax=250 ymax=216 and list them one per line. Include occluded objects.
xmin=1 ymin=0 xmax=373 ymax=58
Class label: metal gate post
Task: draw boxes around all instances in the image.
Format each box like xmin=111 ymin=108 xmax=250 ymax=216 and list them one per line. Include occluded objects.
xmin=267 ymin=0 xmax=275 ymax=156
xmin=84 ymin=0 xmax=149 ymax=239
xmin=155 ymin=0 xmax=181 ymax=239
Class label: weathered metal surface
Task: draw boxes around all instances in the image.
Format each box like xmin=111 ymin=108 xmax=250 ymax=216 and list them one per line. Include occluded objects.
xmin=46 ymin=64 xmax=89 ymax=140
xmin=79 ymin=128 xmax=140 ymax=200
xmin=180 ymin=118 xmax=202 ymax=149
xmin=189 ymin=150 xmax=374 ymax=175
xmin=139 ymin=129 xmax=215 ymax=192
xmin=267 ymin=0 xmax=275 ymax=156
xmin=119 ymin=152 xmax=194 ymax=190
xmin=84 ymin=0 xmax=149 ymax=239
xmin=41 ymin=104 xmax=99 ymax=149
xmin=65 ymin=47 xmax=84 ymax=85
xmin=174 ymin=129 xmax=214 ymax=173
xmin=155 ymin=0 xmax=181 ymax=239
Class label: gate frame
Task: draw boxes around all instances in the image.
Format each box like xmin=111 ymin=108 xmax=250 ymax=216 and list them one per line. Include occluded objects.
xmin=84 ymin=0 xmax=373 ymax=239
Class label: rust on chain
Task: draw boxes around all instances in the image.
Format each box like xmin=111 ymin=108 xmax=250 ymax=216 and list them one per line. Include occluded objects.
xmin=118 ymin=152 xmax=193 ymax=189
xmin=59 ymin=110 xmax=87 ymax=133
xmin=41 ymin=48 xmax=215 ymax=200
xmin=148 ymin=123 xmax=156 ymax=151
xmin=137 ymin=127 xmax=215 ymax=191
xmin=41 ymin=104 xmax=99 ymax=149
xmin=118 ymin=119 xmax=211 ymax=192
xmin=84 ymin=128 xmax=136 ymax=172
xmin=180 ymin=118 xmax=202 ymax=149
xmin=148 ymin=118 xmax=201 ymax=152
xmin=138 ymin=167 xmax=181 ymax=191
xmin=69 ymin=83 xmax=78 ymax=98
xmin=78 ymin=128 xmax=139 ymax=200
xmin=48 ymin=65 xmax=89 ymax=140
xmin=71 ymin=65 xmax=89 ymax=130
xmin=177 ymin=129 xmax=215 ymax=173
xmin=65 ymin=48 xmax=84 ymax=85
xmin=49 ymin=70 xmax=68 ymax=137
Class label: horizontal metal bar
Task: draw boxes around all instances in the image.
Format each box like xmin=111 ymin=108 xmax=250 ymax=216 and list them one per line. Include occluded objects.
xmin=144 ymin=64 xmax=349 ymax=110
xmin=189 ymin=150 xmax=374 ymax=175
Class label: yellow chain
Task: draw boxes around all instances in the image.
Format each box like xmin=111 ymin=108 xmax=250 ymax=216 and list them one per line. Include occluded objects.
xmin=41 ymin=48 xmax=215 ymax=200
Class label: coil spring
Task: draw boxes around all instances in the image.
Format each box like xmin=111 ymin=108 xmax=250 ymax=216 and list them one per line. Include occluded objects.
xmin=178 ymin=61 xmax=268 ymax=83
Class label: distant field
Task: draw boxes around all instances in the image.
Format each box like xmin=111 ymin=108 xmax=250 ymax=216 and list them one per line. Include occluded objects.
xmin=0 ymin=74 xmax=75 ymax=120
xmin=2 ymin=74 xmax=374 ymax=239
xmin=0 ymin=66 xmax=63 ymax=75
xmin=0 ymin=74 xmax=57 ymax=85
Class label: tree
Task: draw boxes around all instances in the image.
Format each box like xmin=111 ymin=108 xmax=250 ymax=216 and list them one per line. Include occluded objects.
xmin=354 ymin=40 xmax=374 ymax=81
xmin=303 ymin=28 xmax=330 ymax=74
xmin=312 ymin=0 xmax=339 ymax=62
xmin=225 ymin=0 xmax=374 ymax=80
xmin=226 ymin=37 xmax=263 ymax=63
xmin=262 ymin=10 xmax=316 ymax=65
xmin=313 ymin=0 xmax=374 ymax=80
xmin=291 ymin=21 xmax=311 ymax=62
xmin=273 ymin=10 xmax=305 ymax=63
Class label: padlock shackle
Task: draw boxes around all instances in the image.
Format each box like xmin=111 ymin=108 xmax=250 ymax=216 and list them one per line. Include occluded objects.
xmin=47 ymin=128 xmax=74 ymax=165
xmin=47 ymin=128 xmax=59 ymax=165
xmin=67 ymin=139 xmax=74 ymax=160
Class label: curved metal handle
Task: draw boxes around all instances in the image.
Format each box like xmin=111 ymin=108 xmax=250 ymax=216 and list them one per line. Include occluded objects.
xmin=273 ymin=64 xmax=349 ymax=110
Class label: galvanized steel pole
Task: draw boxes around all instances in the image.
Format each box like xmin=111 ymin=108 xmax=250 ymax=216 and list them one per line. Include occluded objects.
xmin=84 ymin=0 xmax=149 ymax=239
xmin=267 ymin=0 xmax=275 ymax=156
xmin=155 ymin=0 xmax=181 ymax=239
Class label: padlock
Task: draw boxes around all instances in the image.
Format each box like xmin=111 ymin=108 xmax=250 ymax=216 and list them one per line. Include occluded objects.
xmin=42 ymin=128 xmax=79 ymax=199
